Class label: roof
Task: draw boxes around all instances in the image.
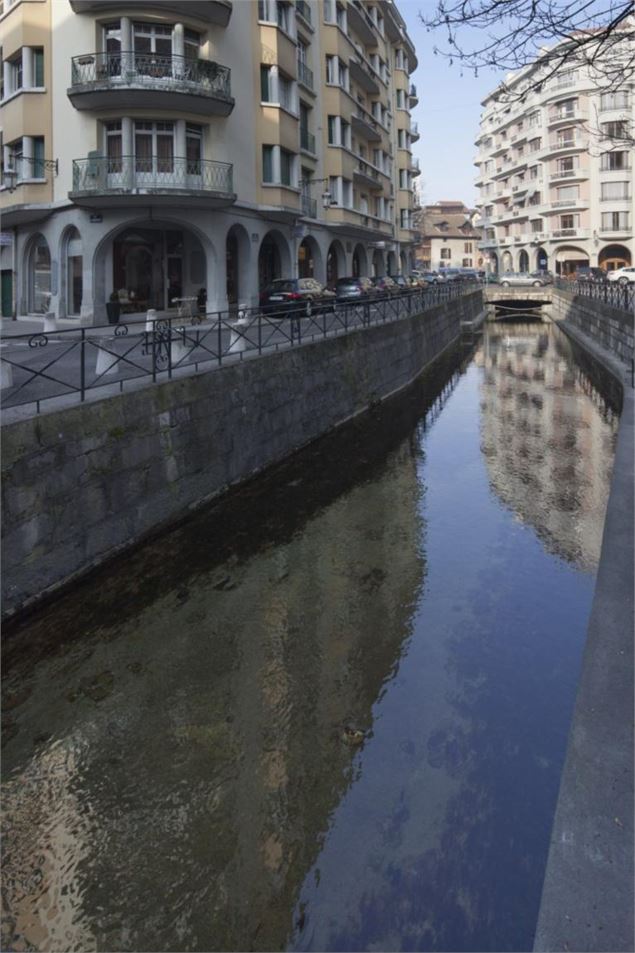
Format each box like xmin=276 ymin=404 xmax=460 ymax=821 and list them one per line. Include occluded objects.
xmin=414 ymin=203 xmax=482 ymax=239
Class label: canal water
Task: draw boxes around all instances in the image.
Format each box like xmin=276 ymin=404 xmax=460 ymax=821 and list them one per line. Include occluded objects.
xmin=1 ymin=320 xmax=619 ymax=953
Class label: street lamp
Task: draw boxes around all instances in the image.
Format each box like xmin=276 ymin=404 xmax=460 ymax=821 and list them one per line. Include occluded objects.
xmin=3 ymin=156 xmax=59 ymax=193
xmin=300 ymin=176 xmax=335 ymax=209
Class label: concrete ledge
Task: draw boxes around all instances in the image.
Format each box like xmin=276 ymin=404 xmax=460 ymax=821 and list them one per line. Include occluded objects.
xmin=534 ymin=322 xmax=634 ymax=952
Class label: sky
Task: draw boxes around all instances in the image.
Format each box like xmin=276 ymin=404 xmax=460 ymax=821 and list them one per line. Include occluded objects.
xmin=398 ymin=0 xmax=509 ymax=209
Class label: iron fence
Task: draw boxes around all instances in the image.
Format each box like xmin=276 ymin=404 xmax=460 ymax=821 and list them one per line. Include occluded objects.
xmin=71 ymin=52 xmax=232 ymax=100
xmin=71 ymin=155 xmax=234 ymax=197
xmin=1 ymin=285 xmax=480 ymax=415
xmin=554 ymin=277 xmax=634 ymax=313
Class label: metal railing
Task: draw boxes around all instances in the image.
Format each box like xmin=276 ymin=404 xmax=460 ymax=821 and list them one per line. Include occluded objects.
xmin=70 ymin=52 xmax=232 ymax=100
xmin=71 ymin=155 xmax=234 ymax=197
xmin=301 ymin=194 xmax=317 ymax=217
xmin=550 ymin=167 xmax=586 ymax=179
xmin=1 ymin=285 xmax=481 ymax=414
xmin=297 ymin=60 xmax=314 ymax=90
xmin=295 ymin=0 xmax=311 ymax=23
xmin=555 ymin=276 xmax=634 ymax=314
xmin=300 ymin=128 xmax=316 ymax=153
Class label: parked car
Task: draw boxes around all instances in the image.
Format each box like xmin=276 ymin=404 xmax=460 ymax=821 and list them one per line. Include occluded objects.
xmin=418 ymin=271 xmax=441 ymax=285
xmin=458 ymin=268 xmax=480 ymax=282
xmin=529 ymin=270 xmax=553 ymax=284
xmin=438 ymin=268 xmax=462 ymax=282
xmin=334 ymin=276 xmax=377 ymax=302
xmin=499 ymin=272 xmax=552 ymax=287
xmin=260 ymin=277 xmax=335 ymax=316
xmin=606 ymin=266 xmax=635 ymax=286
xmin=371 ymin=275 xmax=398 ymax=295
xmin=391 ymin=274 xmax=412 ymax=291
xmin=575 ymin=266 xmax=607 ymax=283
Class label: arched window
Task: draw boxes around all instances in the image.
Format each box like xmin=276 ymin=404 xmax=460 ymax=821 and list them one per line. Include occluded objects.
xmin=28 ymin=235 xmax=51 ymax=313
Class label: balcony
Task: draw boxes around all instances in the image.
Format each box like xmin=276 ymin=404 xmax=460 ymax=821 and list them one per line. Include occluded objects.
xmin=70 ymin=155 xmax=235 ymax=208
xmin=550 ymin=227 xmax=590 ymax=239
xmin=547 ymin=107 xmax=587 ymax=127
xmin=545 ymin=133 xmax=585 ymax=156
xmin=297 ymin=60 xmax=314 ymax=92
xmin=353 ymin=159 xmax=383 ymax=190
xmin=69 ymin=0 xmax=232 ymax=25
xmin=409 ymin=84 xmax=418 ymax=106
xmin=295 ymin=0 xmax=312 ymax=26
xmin=550 ymin=166 xmax=587 ymax=181
xmin=410 ymin=121 xmax=420 ymax=142
xmin=300 ymin=128 xmax=316 ymax=154
xmin=599 ymin=224 xmax=631 ymax=234
xmin=68 ymin=52 xmax=234 ymax=116
xmin=351 ymin=107 xmax=382 ymax=142
xmin=349 ymin=55 xmax=380 ymax=94
xmin=348 ymin=0 xmax=377 ymax=47
xmin=301 ymin=194 xmax=317 ymax=218
xmin=411 ymin=157 xmax=421 ymax=176
xmin=550 ymin=198 xmax=587 ymax=209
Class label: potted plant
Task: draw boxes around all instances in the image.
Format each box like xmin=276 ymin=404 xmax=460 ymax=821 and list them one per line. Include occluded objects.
xmin=106 ymin=291 xmax=120 ymax=325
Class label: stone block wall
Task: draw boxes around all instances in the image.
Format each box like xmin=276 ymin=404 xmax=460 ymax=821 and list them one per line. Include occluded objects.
xmin=2 ymin=292 xmax=482 ymax=617
xmin=552 ymin=289 xmax=634 ymax=365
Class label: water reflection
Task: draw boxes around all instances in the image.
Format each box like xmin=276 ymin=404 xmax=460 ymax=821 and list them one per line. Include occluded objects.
xmin=1 ymin=324 xmax=618 ymax=952
xmin=478 ymin=321 xmax=618 ymax=571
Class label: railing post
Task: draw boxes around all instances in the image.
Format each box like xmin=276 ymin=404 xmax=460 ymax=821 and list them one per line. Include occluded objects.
xmin=218 ymin=310 xmax=222 ymax=365
xmin=151 ymin=325 xmax=157 ymax=383
xmin=80 ymin=328 xmax=86 ymax=402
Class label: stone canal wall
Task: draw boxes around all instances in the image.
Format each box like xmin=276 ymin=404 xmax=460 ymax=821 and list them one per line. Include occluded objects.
xmin=551 ymin=287 xmax=634 ymax=365
xmin=1 ymin=292 xmax=482 ymax=618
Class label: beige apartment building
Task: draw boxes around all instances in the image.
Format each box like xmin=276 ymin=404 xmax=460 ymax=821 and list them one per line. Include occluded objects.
xmin=413 ymin=200 xmax=482 ymax=271
xmin=0 ymin=0 xmax=420 ymax=321
xmin=475 ymin=33 xmax=634 ymax=276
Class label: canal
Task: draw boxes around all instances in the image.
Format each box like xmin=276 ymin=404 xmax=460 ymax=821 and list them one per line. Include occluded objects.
xmin=1 ymin=319 xmax=619 ymax=953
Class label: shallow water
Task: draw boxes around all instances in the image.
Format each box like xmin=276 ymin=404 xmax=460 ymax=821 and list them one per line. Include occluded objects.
xmin=1 ymin=321 xmax=618 ymax=952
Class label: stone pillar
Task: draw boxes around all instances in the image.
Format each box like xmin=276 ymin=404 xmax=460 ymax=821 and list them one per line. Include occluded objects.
xmin=175 ymin=120 xmax=186 ymax=170
xmin=172 ymin=22 xmax=184 ymax=75
xmin=121 ymin=18 xmax=133 ymax=76
xmin=121 ymin=116 xmax=133 ymax=187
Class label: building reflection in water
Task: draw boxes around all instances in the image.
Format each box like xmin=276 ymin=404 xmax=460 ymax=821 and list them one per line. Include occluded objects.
xmin=477 ymin=320 xmax=618 ymax=572
xmin=2 ymin=354 xmax=466 ymax=953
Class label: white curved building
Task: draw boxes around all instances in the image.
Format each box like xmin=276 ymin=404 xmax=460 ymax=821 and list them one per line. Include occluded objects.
xmin=474 ymin=36 xmax=634 ymax=276
xmin=0 ymin=0 xmax=420 ymax=323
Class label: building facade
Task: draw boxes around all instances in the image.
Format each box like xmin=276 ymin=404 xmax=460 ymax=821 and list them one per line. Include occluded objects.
xmin=0 ymin=0 xmax=420 ymax=322
xmin=413 ymin=200 xmax=482 ymax=271
xmin=475 ymin=35 xmax=634 ymax=276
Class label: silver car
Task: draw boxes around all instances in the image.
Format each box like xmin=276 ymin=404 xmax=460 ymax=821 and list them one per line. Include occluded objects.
xmin=499 ymin=272 xmax=552 ymax=287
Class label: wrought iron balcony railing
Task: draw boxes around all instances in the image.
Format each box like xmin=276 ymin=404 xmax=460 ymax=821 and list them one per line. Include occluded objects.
xmin=71 ymin=155 xmax=234 ymax=196
xmin=70 ymin=52 xmax=232 ymax=101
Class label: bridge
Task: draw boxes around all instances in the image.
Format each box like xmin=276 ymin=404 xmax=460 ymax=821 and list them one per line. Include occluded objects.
xmin=484 ymin=285 xmax=553 ymax=307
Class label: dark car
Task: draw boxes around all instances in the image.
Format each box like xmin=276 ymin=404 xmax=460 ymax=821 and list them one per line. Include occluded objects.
xmin=334 ymin=276 xmax=377 ymax=302
xmin=371 ymin=275 xmax=398 ymax=295
xmin=575 ymin=266 xmax=606 ymax=283
xmin=458 ymin=268 xmax=480 ymax=282
xmin=260 ymin=277 xmax=335 ymax=317
xmin=438 ymin=268 xmax=462 ymax=282
xmin=390 ymin=275 xmax=412 ymax=291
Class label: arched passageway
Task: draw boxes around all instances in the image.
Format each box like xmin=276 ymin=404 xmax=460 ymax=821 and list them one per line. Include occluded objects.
xmin=372 ymin=249 xmax=385 ymax=276
xmin=61 ymin=226 xmax=83 ymax=317
xmin=386 ymin=251 xmax=397 ymax=275
xmin=489 ymin=251 xmax=499 ymax=274
xmin=554 ymin=245 xmax=589 ymax=276
xmin=298 ymin=236 xmax=323 ymax=280
xmin=326 ymin=240 xmax=346 ymax=285
xmin=599 ymin=244 xmax=631 ymax=271
xmin=259 ymin=230 xmax=291 ymax=290
xmin=534 ymin=247 xmax=548 ymax=272
xmin=501 ymin=250 xmax=513 ymax=272
xmin=352 ymin=243 xmax=368 ymax=277
xmin=518 ymin=250 xmax=529 ymax=273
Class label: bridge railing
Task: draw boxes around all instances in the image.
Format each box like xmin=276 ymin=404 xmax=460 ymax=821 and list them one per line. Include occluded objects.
xmin=554 ymin=276 xmax=634 ymax=314
xmin=1 ymin=284 xmax=481 ymax=415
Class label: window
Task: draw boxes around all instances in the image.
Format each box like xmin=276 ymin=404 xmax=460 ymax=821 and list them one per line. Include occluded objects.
xmin=462 ymin=258 xmax=472 ymax=267
xmin=341 ymin=178 xmax=352 ymax=207
xmin=326 ymin=56 xmax=348 ymax=89
xmin=106 ymin=120 xmax=122 ymax=172
xmin=323 ymin=0 xmax=335 ymax=22
xmin=601 ymin=211 xmax=629 ymax=230
xmin=327 ymin=115 xmax=336 ymax=144
xmin=601 ymin=151 xmax=630 ymax=171
xmin=552 ymin=98 xmax=576 ymax=120
xmin=280 ymin=148 xmax=294 ymax=186
xmin=262 ymin=145 xmax=274 ymax=182
xmin=464 ymin=242 xmax=473 ymax=252
xmin=528 ymin=111 xmax=541 ymax=127
xmin=261 ymin=66 xmax=296 ymax=111
xmin=440 ymin=248 xmax=451 ymax=259
xmin=555 ymin=185 xmax=578 ymax=203
xmin=399 ymin=168 xmax=408 ymax=188
xmin=134 ymin=121 xmax=174 ymax=174
xmin=258 ymin=0 xmax=292 ymax=33
xmin=328 ymin=176 xmax=339 ymax=203
xmin=278 ymin=73 xmax=295 ymax=111
xmin=600 ymin=91 xmax=629 ymax=110
xmin=335 ymin=2 xmax=346 ymax=29
xmin=185 ymin=124 xmax=202 ymax=173
xmin=28 ymin=235 xmax=51 ymax=313
xmin=556 ymin=156 xmax=577 ymax=174
xmin=601 ymin=181 xmax=630 ymax=201
xmin=559 ymin=214 xmax=578 ymax=229
xmin=184 ymin=30 xmax=200 ymax=62
xmin=531 ymin=219 xmax=543 ymax=233
xmin=400 ymin=209 xmax=410 ymax=228
xmin=8 ymin=53 xmax=23 ymax=94
xmin=601 ymin=121 xmax=629 ymax=140
xmin=341 ymin=119 xmax=350 ymax=148
xmin=396 ymin=89 xmax=407 ymax=109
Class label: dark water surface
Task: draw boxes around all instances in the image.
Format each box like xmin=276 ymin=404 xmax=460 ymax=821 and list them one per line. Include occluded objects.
xmin=2 ymin=321 xmax=618 ymax=953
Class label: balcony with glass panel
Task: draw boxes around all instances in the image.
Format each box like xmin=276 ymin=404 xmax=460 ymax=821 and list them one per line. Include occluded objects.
xmin=410 ymin=121 xmax=420 ymax=142
xmin=349 ymin=55 xmax=380 ymax=95
xmin=68 ymin=52 xmax=234 ymax=115
xmin=409 ymin=84 xmax=418 ymax=106
xmin=69 ymin=0 xmax=232 ymax=26
xmin=351 ymin=106 xmax=382 ymax=142
xmin=69 ymin=155 xmax=235 ymax=208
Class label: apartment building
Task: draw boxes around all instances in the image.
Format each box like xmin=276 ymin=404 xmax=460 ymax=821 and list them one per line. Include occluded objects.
xmin=475 ymin=32 xmax=634 ymax=276
xmin=413 ymin=201 xmax=481 ymax=271
xmin=0 ymin=0 xmax=419 ymax=321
